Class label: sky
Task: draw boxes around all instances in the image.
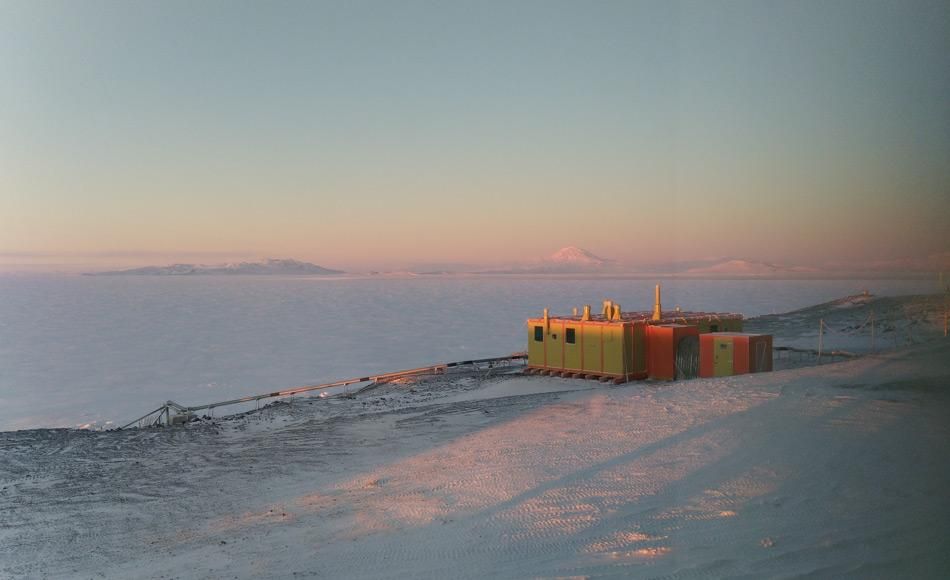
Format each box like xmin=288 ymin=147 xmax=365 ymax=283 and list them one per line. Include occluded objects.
xmin=1 ymin=0 xmax=948 ymax=272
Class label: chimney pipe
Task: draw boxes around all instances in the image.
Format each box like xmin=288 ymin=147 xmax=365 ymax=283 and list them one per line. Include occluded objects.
xmin=582 ymin=305 xmax=591 ymax=321
xmin=652 ymin=284 xmax=662 ymax=321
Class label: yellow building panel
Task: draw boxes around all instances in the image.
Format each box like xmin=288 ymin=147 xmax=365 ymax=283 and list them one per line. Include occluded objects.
xmin=527 ymin=319 xmax=545 ymax=366
xmin=695 ymin=317 xmax=743 ymax=333
xmin=563 ymin=324 xmax=582 ymax=370
xmin=631 ymin=323 xmax=647 ymax=374
xmin=547 ymin=321 xmax=564 ymax=369
xmin=622 ymin=325 xmax=634 ymax=374
xmin=582 ymin=324 xmax=602 ymax=373
xmin=713 ymin=336 xmax=734 ymax=376
xmin=603 ymin=324 xmax=625 ymax=376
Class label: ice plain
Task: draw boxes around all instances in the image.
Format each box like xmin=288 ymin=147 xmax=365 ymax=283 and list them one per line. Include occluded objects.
xmin=1 ymin=287 xmax=949 ymax=579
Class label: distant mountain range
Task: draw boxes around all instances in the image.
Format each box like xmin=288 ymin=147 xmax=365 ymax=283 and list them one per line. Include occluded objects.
xmin=468 ymin=247 xmax=941 ymax=278
xmin=81 ymin=249 xmax=948 ymax=279
xmin=479 ymin=248 xmax=821 ymax=277
xmin=87 ymin=258 xmax=344 ymax=276
xmin=669 ymin=258 xmax=820 ymax=277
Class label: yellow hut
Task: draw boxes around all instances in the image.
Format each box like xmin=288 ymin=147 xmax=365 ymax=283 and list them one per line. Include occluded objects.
xmin=525 ymin=285 xmax=742 ymax=383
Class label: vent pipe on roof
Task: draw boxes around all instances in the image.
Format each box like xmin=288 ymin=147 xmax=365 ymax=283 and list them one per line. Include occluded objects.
xmin=612 ymin=303 xmax=622 ymax=321
xmin=582 ymin=305 xmax=591 ymax=321
xmin=543 ymin=308 xmax=550 ymax=332
xmin=603 ymin=300 xmax=613 ymax=318
xmin=572 ymin=307 xmax=578 ymax=316
xmin=652 ymin=284 xmax=662 ymax=321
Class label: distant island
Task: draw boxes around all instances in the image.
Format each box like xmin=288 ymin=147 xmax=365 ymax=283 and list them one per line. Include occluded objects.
xmin=86 ymin=258 xmax=344 ymax=276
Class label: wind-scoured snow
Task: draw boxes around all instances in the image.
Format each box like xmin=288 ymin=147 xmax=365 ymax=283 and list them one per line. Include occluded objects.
xmin=745 ymin=293 xmax=946 ymax=354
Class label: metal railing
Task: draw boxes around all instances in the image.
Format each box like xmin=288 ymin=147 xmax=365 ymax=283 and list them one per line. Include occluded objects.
xmin=119 ymin=353 xmax=527 ymax=429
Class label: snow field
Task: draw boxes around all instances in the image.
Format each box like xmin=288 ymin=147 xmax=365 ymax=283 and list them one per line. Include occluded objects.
xmin=2 ymin=339 xmax=949 ymax=578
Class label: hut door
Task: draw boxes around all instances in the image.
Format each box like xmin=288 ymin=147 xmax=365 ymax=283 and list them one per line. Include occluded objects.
xmin=675 ymin=336 xmax=699 ymax=380
xmin=754 ymin=340 xmax=768 ymax=372
xmin=547 ymin=323 xmax=564 ymax=369
xmin=713 ymin=338 xmax=734 ymax=376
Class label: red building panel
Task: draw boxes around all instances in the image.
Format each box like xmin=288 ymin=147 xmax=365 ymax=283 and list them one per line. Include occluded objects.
xmin=734 ymin=336 xmax=751 ymax=374
xmin=647 ymin=324 xmax=699 ymax=380
xmin=699 ymin=333 xmax=715 ymax=378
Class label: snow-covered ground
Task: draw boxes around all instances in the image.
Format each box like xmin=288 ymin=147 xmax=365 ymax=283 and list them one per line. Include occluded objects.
xmin=2 ymin=294 xmax=949 ymax=579
xmin=746 ymin=293 xmax=947 ymax=355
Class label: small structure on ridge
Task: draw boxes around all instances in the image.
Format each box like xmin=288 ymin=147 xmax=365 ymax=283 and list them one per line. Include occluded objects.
xmin=525 ymin=284 xmax=770 ymax=383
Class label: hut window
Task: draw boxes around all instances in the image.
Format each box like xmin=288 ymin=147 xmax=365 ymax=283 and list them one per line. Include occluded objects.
xmin=566 ymin=328 xmax=576 ymax=344
xmin=534 ymin=326 xmax=543 ymax=341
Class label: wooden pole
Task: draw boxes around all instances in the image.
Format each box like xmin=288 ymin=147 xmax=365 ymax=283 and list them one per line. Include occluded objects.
xmin=942 ymin=272 xmax=948 ymax=337
xmin=944 ymin=301 xmax=948 ymax=338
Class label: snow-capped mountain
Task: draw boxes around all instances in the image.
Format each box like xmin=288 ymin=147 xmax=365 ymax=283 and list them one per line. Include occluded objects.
xmin=475 ymin=247 xmax=617 ymax=274
xmin=88 ymin=258 xmax=344 ymax=276
xmin=545 ymin=246 xmax=610 ymax=266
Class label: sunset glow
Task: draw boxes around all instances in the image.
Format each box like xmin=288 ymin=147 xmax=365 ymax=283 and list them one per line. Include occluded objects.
xmin=2 ymin=1 xmax=948 ymax=272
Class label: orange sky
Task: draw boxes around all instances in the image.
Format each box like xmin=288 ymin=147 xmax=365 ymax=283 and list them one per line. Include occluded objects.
xmin=2 ymin=1 xmax=948 ymax=272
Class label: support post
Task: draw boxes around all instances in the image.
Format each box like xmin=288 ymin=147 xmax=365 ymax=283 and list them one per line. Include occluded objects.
xmin=870 ymin=309 xmax=875 ymax=353
xmin=817 ymin=319 xmax=823 ymax=364
xmin=944 ymin=299 xmax=948 ymax=338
